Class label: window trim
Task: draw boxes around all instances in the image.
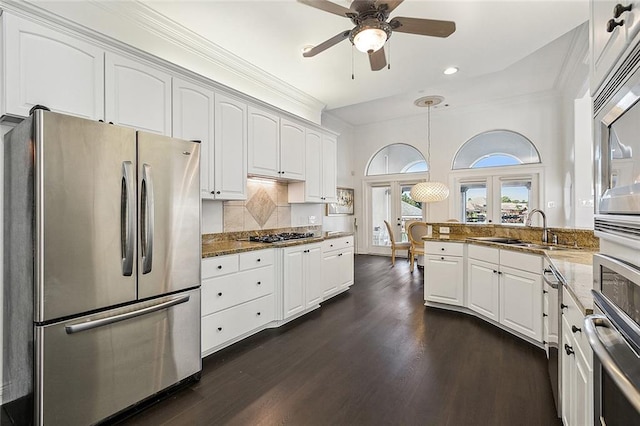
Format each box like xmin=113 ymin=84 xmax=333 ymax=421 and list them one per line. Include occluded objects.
xmin=365 ymin=142 xmax=428 ymax=176
xmin=451 ymin=129 xmax=542 ymax=170
xmin=449 ymin=164 xmax=543 ymax=224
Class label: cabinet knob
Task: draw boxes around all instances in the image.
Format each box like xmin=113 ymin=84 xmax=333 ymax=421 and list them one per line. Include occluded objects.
xmin=493 ymin=270 xmax=498 ymax=274
xmin=257 ymin=281 xmax=261 ymax=285
xmin=543 ymin=290 xmax=548 ymax=294
xmin=614 ymin=3 xmax=633 ymax=18
xmin=257 ymin=258 xmax=261 ymax=262
xmin=543 ymin=313 xmax=548 ymax=317
xmin=257 ymin=312 xmax=261 ymax=316
xmin=441 ymin=257 xmax=445 ymax=260
xmin=498 ymin=271 xmax=502 ymax=275
xmin=571 ymin=325 xmax=582 ymax=333
xmin=330 ymin=244 xmax=334 ymax=247
xmin=217 ymin=292 xmax=222 ymax=297
xmin=217 ymin=327 xmax=223 ymax=331
xmin=564 ymin=344 xmax=574 ymax=356
xmin=338 ymin=253 xmax=343 ymax=257
xmin=543 ymin=340 xmax=547 ymax=345
xmin=216 ymin=190 xmax=221 ymax=194
xmin=607 ymin=18 xmax=624 ymax=33
xmin=560 ymin=303 xmax=568 ymax=310
xmin=211 ymin=190 xmax=216 ymax=195
xmin=217 ymin=265 xmax=223 ymax=270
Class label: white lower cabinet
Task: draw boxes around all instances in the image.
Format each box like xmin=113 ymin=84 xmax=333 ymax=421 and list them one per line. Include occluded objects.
xmin=282 ymin=243 xmax=323 ymax=319
xmin=200 ymin=249 xmax=275 ymax=356
xmin=466 ymin=245 xmax=543 ymax=343
xmin=424 ymin=242 xmax=464 ymax=306
xmin=561 ymin=287 xmax=593 ymax=426
xmin=322 ymin=237 xmax=355 ymax=298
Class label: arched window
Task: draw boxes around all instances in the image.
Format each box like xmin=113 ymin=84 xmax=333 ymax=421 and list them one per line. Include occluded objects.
xmin=452 ymin=130 xmax=541 ymax=170
xmin=366 ymin=143 xmax=427 ymax=176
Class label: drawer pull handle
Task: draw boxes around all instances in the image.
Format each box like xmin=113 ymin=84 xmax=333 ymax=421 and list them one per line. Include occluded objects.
xmin=543 ymin=290 xmax=548 ymax=294
xmin=607 ymin=18 xmax=624 ymax=32
xmin=441 ymin=248 xmax=445 ymax=251
xmin=217 ymin=327 xmax=222 ymax=332
xmin=561 ymin=303 xmax=568 ymax=310
xmin=572 ymin=325 xmax=582 ymax=333
xmin=217 ymin=265 xmax=222 ymax=270
xmin=543 ymin=313 xmax=548 ymax=317
xmin=564 ymin=343 xmax=574 ymax=356
xmin=330 ymin=244 xmax=334 ymax=247
xmin=217 ymin=292 xmax=222 ymax=297
xmin=338 ymin=253 xmax=343 ymax=257
xmin=614 ymin=3 xmax=633 ymax=18
xmin=441 ymin=256 xmax=445 ymax=260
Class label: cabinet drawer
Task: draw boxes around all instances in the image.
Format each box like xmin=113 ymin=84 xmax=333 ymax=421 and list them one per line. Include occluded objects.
xmin=201 ymin=294 xmax=274 ymax=352
xmin=425 ymin=241 xmax=463 ymax=256
xmin=322 ymin=236 xmax=354 ymax=253
xmin=202 ymin=267 xmax=274 ymax=315
xmin=468 ymin=244 xmax=499 ymax=263
xmin=202 ymin=254 xmax=239 ymax=279
xmin=562 ymin=287 xmax=592 ymax=366
xmin=239 ymin=249 xmax=274 ymax=271
xmin=500 ymin=250 xmax=542 ymax=274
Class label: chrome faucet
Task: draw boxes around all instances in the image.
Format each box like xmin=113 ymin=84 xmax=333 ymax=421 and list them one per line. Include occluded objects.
xmin=526 ymin=209 xmax=549 ymax=244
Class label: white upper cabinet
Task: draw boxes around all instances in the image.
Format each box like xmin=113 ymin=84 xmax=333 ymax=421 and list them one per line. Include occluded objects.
xmin=288 ymin=130 xmax=338 ymax=203
xmin=172 ymin=77 xmax=215 ymax=199
xmin=105 ymin=52 xmax=172 ymax=135
xmin=247 ymin=108 xmax=306 ymax=181
xmin=214 ymin=93 xmax=247 ymax=200
xmin=591 ymin=0 xmax=640 ymax=93
xmin=279 ymin=119 xmax=306 ymax=181
xmin=1 ymin=13 xmax=104 ymax=120
xmin=248 ymin=106 xmax=280 ymax=178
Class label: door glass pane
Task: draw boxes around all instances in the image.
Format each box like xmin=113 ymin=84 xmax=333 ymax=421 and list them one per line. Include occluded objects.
xmin=461 ymin=183 xmax=487 ymax=223
xmin=501 ymin=180 xmax=531 ymax=224
xmin=371 ymin=186 xmax=391 ymax=246
xmin=401 ymin=185 xmax=422 ymax=242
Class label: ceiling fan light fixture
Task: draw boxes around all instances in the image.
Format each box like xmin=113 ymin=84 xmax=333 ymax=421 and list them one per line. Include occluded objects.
xmin=350 ymin=20 xmax=391 ymax=53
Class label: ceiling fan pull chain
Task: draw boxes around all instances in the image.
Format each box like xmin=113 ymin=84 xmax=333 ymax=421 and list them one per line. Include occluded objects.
xmin=388 ymin=39 xmax=391 ymax=70
xmin=351 ymin=45 xmax=355 ymax=80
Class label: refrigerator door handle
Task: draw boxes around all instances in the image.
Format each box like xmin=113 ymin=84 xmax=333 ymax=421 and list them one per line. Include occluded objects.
xmin=65 ymin=294 xmax=190 ymax=334
xmin=121 ymin=161 xmax=135 ymax=276
xmin=141 ymin=164 xmax=155 ymax=274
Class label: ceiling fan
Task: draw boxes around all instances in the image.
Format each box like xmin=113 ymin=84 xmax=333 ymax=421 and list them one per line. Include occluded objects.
xmin=298 ymin=0 xmax=456 ymax=71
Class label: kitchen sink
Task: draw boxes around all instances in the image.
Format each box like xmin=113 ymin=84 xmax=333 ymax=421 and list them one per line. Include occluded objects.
xmin=510 ymin=243 xmax=571 ymax=251
xmin=467 ymin=237 xmax=523 ymax=244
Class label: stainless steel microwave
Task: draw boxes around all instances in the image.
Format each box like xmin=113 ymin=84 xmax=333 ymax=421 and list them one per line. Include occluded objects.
xmin=594 ymin=40 xmax=640 ymax=216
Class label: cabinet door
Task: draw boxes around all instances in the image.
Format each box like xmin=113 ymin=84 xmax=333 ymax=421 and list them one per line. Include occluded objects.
xmin=591 ymin=0 xmax=628 ymax=92
xmin=283 ymin=247 xmax=305 ymax=318
xmin=280 ymin=119 xmax=306 ymax=180
xmin=561 ymin=317 xmax=575 ymax=426
xmin=214 ymin=93 xmax=247 ymax=200
xmin=337 ymin=249 xmax=355 ymax=290
xmin=248 ymin=106 xmax=279 ymax=178
xmin=172 ymin=78 xmax=215 ymax=198
xmin=105 ymin=53 xmax=171 ymax=135
xmin=322 ymin=253 xmax=340 ymax=298
xmin=467 ymin=259 xmax=500 ymax=321
xmin=499 ymin=265 xmax=543 ymax=342
xmin=305 ymin=245 xmax=323 ymax=308
xmin=574 ymin=349 xmax=593 ymax=426
xmin=322 ymin=134 xmax=338 ymax=202
xmin=304 ymin=130 xmax=324 ymax=202
xmin=3 ymin=13 xmax=104 ymax=120
xmin=424 ymin=255 xmax=464 ymax=306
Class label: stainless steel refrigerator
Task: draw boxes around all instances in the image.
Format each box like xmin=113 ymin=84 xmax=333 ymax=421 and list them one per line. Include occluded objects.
xmin=2 ymin=109 xmax=202 ymax=425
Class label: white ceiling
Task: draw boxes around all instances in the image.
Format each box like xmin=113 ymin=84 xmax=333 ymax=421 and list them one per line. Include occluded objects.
xmin=138 ymin=0 xmax=589 ymax=125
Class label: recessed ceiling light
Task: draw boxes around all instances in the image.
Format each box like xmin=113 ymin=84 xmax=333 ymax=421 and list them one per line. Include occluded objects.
xmin=443 ymin=67 xmax=459 ymax=75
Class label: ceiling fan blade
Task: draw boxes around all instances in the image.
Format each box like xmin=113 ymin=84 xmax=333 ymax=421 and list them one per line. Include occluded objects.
xmin=375 ymin=0 xmax=404 ymax=14
xmin=368 ymin=47 xmax=387 ymax=71
xmin=389 ymin=17 xmax=456 ymax=38
xmin=303 ymin=30 xmax=351 ymax=57
xmin=297 ymin=0 xmax=353 ymax=18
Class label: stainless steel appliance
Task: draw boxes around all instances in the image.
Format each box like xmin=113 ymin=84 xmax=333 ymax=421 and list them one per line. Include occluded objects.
xmin=543 ymin=260 xmax=562 ymax=416
xmin=585 ymin=254 xmax=640 ymax=425
xmin=2 ymin=109 xmax=202 ymax=425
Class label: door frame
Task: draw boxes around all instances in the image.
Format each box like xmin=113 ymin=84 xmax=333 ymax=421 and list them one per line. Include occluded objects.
xmin=362 ymin=173 xmax=428 ymax=255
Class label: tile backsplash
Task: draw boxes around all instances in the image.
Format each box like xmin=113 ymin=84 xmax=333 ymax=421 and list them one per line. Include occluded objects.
xmin=223 ymin=179 xmax=291 ymax=232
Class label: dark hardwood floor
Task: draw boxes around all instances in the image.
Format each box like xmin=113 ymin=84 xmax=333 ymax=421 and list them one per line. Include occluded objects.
xmin=122 ymin=255 xmax=560 ymax=426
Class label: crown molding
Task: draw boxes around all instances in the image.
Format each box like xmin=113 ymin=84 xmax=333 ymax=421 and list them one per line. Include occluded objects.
xmin=0 ymin=0 xmax=326 ymax=121
xmin=554 ymin=21 xmax=589 ymax=93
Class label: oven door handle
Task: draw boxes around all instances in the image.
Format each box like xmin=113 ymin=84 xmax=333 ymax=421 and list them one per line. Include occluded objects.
xmin=584 ymin=314 xmax=640 ymax=414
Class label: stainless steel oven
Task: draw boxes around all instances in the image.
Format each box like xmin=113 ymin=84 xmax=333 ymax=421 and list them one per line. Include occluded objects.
xmin=585 ymin=254 xmax=640 ymax=425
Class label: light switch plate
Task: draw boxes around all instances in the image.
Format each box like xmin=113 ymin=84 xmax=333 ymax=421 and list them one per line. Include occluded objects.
xmin=440 ymin=226 xmax=450 ymax=234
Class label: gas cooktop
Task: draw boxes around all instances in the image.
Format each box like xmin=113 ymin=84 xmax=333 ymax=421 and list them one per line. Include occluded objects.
xmin=249 ymin=232 xmax=316 ymax=243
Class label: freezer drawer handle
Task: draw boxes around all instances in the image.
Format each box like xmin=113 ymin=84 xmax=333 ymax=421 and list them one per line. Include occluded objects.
xmin=584 ymin=314 xmax=640 ymax=414
xmin=121 ymin=161 xmax=135 ymax=276
xmin=64 ymin=295 xmax=190 ymax=334
xmin=141 ymin=164 xmax=155 ymax=274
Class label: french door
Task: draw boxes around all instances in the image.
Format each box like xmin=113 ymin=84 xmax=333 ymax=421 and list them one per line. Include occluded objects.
xmin=367 ymin=180 xmax=423 ymax=256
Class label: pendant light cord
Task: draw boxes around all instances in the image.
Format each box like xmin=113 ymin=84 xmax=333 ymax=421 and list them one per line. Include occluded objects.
xmin=427 ymin=102 xmax=431 ymax=182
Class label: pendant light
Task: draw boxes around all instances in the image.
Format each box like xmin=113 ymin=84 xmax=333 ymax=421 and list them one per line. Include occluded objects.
xmin=410 ymin=96 xmax=450 ymax=203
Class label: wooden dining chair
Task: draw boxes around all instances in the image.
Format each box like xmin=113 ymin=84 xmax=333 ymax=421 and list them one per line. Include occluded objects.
xmin=383 ymin=220 xmax=411 ymax=266
xmin=407 ymin=221 xmax=429 ymax=272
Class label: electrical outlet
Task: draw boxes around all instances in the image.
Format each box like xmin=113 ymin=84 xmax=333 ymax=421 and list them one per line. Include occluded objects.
xmin=547 ymin=201 xmax=556 ymax=208
xmin=308 ymin=215 xmax=316 ymax=224
xmin=440 ymin=226 xmax=450 ymax=234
